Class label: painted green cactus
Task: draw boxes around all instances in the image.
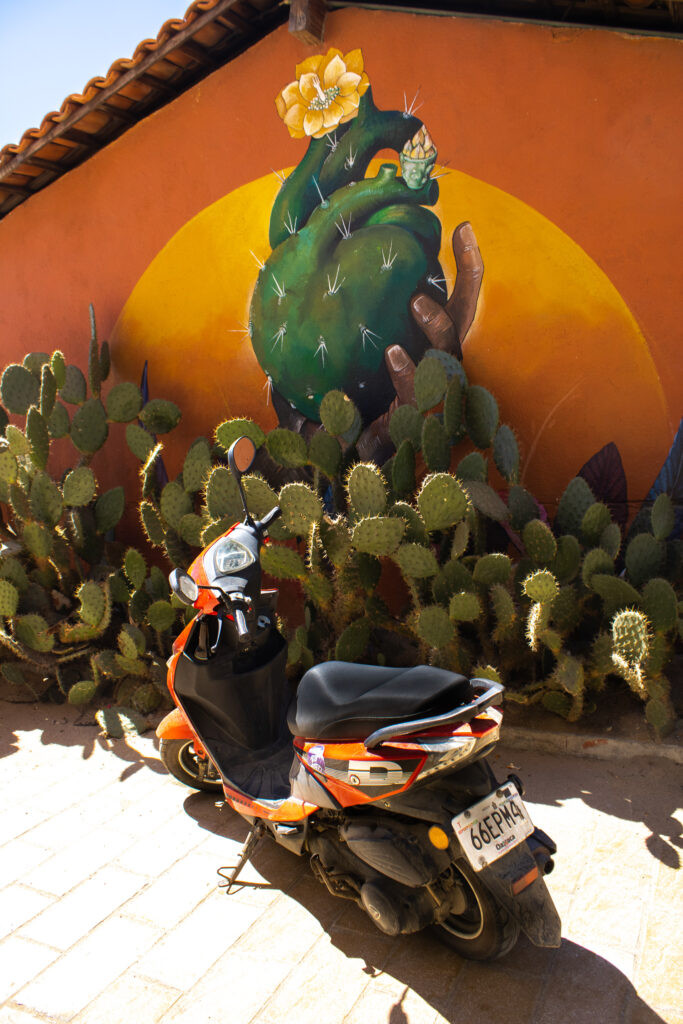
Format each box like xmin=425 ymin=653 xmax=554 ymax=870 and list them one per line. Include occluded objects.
xmin=250 ymin=87 xmax=445 ymax=423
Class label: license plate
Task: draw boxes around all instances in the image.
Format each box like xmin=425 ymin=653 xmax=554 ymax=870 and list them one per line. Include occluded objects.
xmin=452 ymin=783 xmax=534 ymax=871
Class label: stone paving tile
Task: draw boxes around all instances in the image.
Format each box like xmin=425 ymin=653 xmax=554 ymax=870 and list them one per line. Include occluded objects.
xmin=122 ymin=850 xmax=221 ymax=929
xmin=14 ymin=912 xmax=164 ymax=1021
xmin=114 ymin=813 xmax=207 ymax=877
xmin=0 ymin=886 xmax=56 ymax=943
xmin=17 ymin=826 xmax=132 ymax=898
xmin=0 ymin=1005 xmax=49 ymax=1024
xmin=71 ymin=970 xmax=181 ymax=1024
xmin=344 ymin=982 xmax=441 ymax=1024
xmin=0 ymin=937 xmax=60 ymax=1005
xmin=0 ymin=841 xmax=52 ymax=892
xmin=17 ymin=864 xmax=147 ymax=950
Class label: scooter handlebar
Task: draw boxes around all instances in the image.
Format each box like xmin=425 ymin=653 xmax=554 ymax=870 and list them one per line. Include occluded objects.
xmin=233 ymin=606 xmax=250 ymax=639
xmin=255 ymin=506 xmax=282 ymax=536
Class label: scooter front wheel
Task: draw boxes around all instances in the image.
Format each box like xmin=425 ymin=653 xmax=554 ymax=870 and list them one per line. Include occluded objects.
xmin=159 ymin=738 xmax=223 ymax=793
xmin=432 ymin=861 xmax=520 ymax=961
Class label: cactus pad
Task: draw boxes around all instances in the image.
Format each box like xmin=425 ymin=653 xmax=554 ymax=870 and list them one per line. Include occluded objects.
xmin=555 ymin=477 xmax=595 ymax=537
xmin=0 ymin=579 xmax=19 ymax=618
xmin=160 ymin=481 xmax=192 ymax=531
xmin=50 ymin=351 xmax=66 ymax=388
xmin=147 ymin=600 xmax=177 ymax=632
xmin=60 ymin=364 xmax=87 ymax=405
xmin=215 ymin=418 xmax=266 ymax=454
xmin=433 ymin=559 xmax=475 ymax=605
xmin=179 ymin=513 xmax=203 ymax=547
xmin=391 ymin=439 xmax=416 ymax=497
xmin=490 ymin=584 xmax=516 ymax=637
xmin=395 ymin=543 xmax=439 ymax=578
xmin=180 ymin=439 xmax=211 ymax=494
xmin=418 ymin=474 xmax=467 ymax=532
xmin=243 ymin=474 xmax=280 ymax=522
xmin=650 ymin=493 xmax=675 ymax=541
xmin=523 ymin=519 xmax=557 ymax=566
xmin=26 ymin=407 xmax=49 ymax=470
xmin=414 ymin=356 xmax=447 ymax=413
xmin=63 ymin=467 xmax=96 ymax=506
xmin=308 ymin=430 xmax=341 ymax=478
xmin=645 ymin=694 xmax=676 ymax=739
xmin=464 ymin=481 xmax=508 ymax=522
xmin=0 ymin=558 xmax=29 ymax=592
xmin=506 ymin=486 xmax=537 ymax=532
xmin=449 ymin=591 xmax=482 ymax=622
xmin=581 ymin=547 xmax=614 ymax=588
xmin=119 ymin=622 xmax=146 ymax=659
xmin=39 ymin=365 xmax=57 ymax=419
xmin=261 ymin=544 xmax=307 ymax=580
xmin=599 ymin=523 xmax=622 ymax=559
xmin=493 ymin=425 xmax=520 ymax=484
xmin=139 ymin=500 xmax=165 ymax=547
xmin=473 ymin=553 xmax=512 ymax=585
xmin=612 ymin=608 xmax=650 ymax=669
xmin=124 ymin=548 xmax=147 ymax=592
xmin=421 ymin=416 xmax=450 ymax=472
xmin=320 ymin=517 xmax=352 ymax=567
xmin=106 ymin=383 xmax=143 ymax=422
xmin=47 ymin=402 xmax=70 ymax=440
xmin=335 ymin=617 xmax=370 ymax=662
xmin=77 ymin=581 xmax=106 ymax=626
xmin=523 ymin=570 xmax=559 ymax=605
xmin=71 ymin=399 xmax=108 ymax=454
xmin=266 ymin=428 xmax=308 ymax=468
xmin=319 ymin=391 xmax=357 ymax=436
xmin=581 ymin=502 xmax=612 ymax=546
xmin=589 ymin=574 xmax=641 ymax=618
xmin=456 ymin=452 xmax=487 ymax=483
xmin=279 ymin=482 xmax=323 ymax=536
xmin=1 ymin=364 xmax=40 ymax=415
xmin=443 ymin=374 xmax=464 ymax=439
xmin=67 ymin=680 xmax=98 ymax=706
xmin=13 ymin=613 xmax=54 ymax=652
xmin=642 ymin=578 xmax=678 ymax=633
xmin=347 ymin=463 xmax=387 ymax=518
xmin=550 ymin=534 xmax=581 ymax=584
xmin=388 ymin=501 xmax=427 ymax=545
xmin=465 ymin=386 xmax=498 ymax=449
xmin=125 ymin=423 xmax=155 ymax=462
xmin=22 ymin=521 xmax=53 ymax=559
xmin=95 ymin=487 xmax=125 ymax=534
xmin=625 ymin=532 xmax=664 ymax=588
xmin=390 ymin=404 xmax=423 ymax=450
xmin=303 ymin=572 xmax=334 ymax=607
xmin=417 ymin=605 xmax=454 ymax=648
xmin=95 ymin=706 xmax=148 ymax=738
xmin=205 ymin=466 xmax=241 ymax=520
xmin=140 ymin=399 xmax=181 ymax=434
xmin=352 ymin=515 xmax=405 ymax=556
xmin=29 ymin=472 xmax=63 ymax=527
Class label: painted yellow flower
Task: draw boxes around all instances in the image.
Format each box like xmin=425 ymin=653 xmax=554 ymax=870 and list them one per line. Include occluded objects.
xmin=275 ymin=48 xmax=370 ymax=140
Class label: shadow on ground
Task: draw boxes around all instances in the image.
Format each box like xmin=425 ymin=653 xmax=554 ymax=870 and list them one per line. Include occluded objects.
xmin=182 ymin=790 xmax=667 ymax=1024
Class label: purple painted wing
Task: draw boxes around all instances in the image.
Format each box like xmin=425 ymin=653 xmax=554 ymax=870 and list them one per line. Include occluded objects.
xmin=578 ymin=442 xmax=628 ymax=528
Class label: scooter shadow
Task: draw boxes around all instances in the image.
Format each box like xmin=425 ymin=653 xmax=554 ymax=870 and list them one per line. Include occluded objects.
xmin=182 ymin=792 xmax=666 ymax=1024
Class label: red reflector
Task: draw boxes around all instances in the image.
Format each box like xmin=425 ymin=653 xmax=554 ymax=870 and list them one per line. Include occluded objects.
xmin=512 ymin=866 xmax=539 ymax=895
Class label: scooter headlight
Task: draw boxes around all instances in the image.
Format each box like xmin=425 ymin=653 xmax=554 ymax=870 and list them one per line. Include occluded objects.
xmin=211 ymin=537 xmax=255 ymax=576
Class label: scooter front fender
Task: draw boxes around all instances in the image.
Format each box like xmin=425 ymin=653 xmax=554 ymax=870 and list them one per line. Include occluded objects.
xmin=478 ymin=844 xmax=562 ymax=948
xmin=156 ymin=707 xmax=194 ymax=741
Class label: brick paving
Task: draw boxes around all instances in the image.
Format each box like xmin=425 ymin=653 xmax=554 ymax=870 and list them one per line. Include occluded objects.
xmin=0 ymin=702 xmax=680 ymax=1024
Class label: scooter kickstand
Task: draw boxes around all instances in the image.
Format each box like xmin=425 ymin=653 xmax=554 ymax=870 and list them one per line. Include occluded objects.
xmin=218 ymin=822 xmax=266 ymax=895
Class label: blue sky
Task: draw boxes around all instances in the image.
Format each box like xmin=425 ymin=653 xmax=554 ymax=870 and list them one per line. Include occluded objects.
xmin=0 ymin=0 xmax=188 ymax=147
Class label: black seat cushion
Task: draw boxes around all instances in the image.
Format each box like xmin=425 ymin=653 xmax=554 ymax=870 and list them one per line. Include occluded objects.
xmin=287 ymin=661 xmax=472 ymax=741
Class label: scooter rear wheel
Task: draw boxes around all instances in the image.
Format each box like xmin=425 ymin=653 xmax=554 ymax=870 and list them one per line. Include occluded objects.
xmin=159 ymin=738 xmax=223 ymax=793
xmin=432 ymin=861 xmax=520 ymax=961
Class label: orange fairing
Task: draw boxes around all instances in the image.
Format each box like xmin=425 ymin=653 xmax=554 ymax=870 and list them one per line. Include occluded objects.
xmin=185 ymin=524 xmax=238 ymax=614
xmin=156 ymin=706 xmax=193 ymax=740
xmin=221 ymin=781 xmax=319 ymax=822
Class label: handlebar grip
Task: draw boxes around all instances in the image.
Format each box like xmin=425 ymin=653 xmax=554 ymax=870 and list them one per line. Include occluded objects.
xmin=256 ymin=506 xmax=282 ymax=535
xmin=233 ymin=607 xmax=250 ymax=639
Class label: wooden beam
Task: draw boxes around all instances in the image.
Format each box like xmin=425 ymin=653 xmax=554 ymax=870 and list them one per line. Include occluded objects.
xmin=0 ymin=182 xmax=32 ymax=198
xmin=289 ymin=0 xmax=327 ymax=44
xmin=100 ymin=102 xmax=138 ymax=124
xmin=19 ymin=155 xmax=64 ymax=173
xmin=216 ymin=9 xmax=250 ymax=33
xmin=137 ymin=71 xmax=177 ymax=95
xmin=59 ymin=126 xmax=102 ymax=147
xmin=0 ymin=0 xmax=254 ymax=182
xmin=175 ymin=39 xmax=212 ymax=66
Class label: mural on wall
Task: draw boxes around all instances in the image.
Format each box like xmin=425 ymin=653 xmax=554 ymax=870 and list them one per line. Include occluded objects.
xmin=111 ymin=45 xmax=675 ymax=509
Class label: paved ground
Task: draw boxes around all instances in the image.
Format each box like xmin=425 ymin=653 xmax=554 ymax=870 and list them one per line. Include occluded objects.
xmin=0 ymin=701 xmax=681 ymax=1024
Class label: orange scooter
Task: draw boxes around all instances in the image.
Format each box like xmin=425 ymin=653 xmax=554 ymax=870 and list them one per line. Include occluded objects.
xmin=156 ymin=437 xmax=561 ymax=960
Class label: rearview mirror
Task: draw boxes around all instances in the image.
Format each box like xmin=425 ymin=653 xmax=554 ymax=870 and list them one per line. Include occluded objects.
xmin=228 ymin=436 xmax=256 ymax=479
xmin=169 ymin=568 xmax=199 ymax=606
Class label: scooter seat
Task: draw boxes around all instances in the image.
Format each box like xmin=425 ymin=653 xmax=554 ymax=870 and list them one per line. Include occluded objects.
xmin=287 ymin=661 xmax=472 ymax=741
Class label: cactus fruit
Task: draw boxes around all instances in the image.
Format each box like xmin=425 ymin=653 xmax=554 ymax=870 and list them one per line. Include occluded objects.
xmin=335 ymin=617 xmax=370 ymax=662
xmin=62 ymin=467 xmax=96 ymax=507
xmin=493 ymin=425 xmax=520 ymax=484
xmin=465 ymin=386 xmax=498 ymax=449
xmin=418 ymin=474 xmax=467 ymax=532
xmin=391 ymin=439 xmax=416 ymax=497
xmin=457 ymin=452 xmax=487 ymax=483
xmin=308 ymin=430 xmax=341 ymax=478
xmin=215 ymin=418 xmax=266 ymax=453
xmin=0 ymin=579 xmax=19 ymax=618
xmin=30 ymin=472 xmax=63 ymax=527
xmin=1 ymin=364 xmax=40 ymax=415
xmin=421 ymin=416 xmax=449 ymax=472
xmin=390 ymin=404 xmax=423 ymax=451
xmin=473 ymin=553 xmax=512 ymax=585
xmin=522 ymin=519 xmax=557 ymax=566
xmin=414 ymin=356 xmax=447 ymax=413
xmin=266 ymin=428 xmax=308 ymax=468
xmin=642 ymin=578 xmax=678 ymax=632
xmin=147 ymin=601 xmax=177 ymax=632
xmin=352 ymin=516 xmax=404 ymax=556
xmin=625 ymin=533 xmax=664 ymax=588
xmin=417 ymin=605 xmax=454 ymax=648
xmin=70 ymin=398 xmax=108 ymax=454
xmin=160 ymin=481 xmax=192 ymax=532
xmin=279 ymin=482 xmax=323 ymax=536
xmin=95 ymin=487 xmax=125 ymax=534
xmin=523 ymin=570 xmax=559 ymax=605
xmin=26 ymin=407 xmax=49 ymax=470
xmin=261 ymin=544 xmax=307 ymax=580
xmin=449 ymin=591 xmax=482 ymax=622
xmin=95 ymin=706 xmax=148 ymax=738
xmin=395 ymin=543 xmax=439 ymax=578
xmin=463 ymin=481 xmax=508 ymax=522
xmin=555 ymin=477 xmax=595 ymax=537
xmin=139 ymin=399 xmax=181 ymax=434
xmin=347 ymin=463 xmax=387 ymax=518
xmin=599 ymin=523 xmax=622 ymax=559
xmin=581 ymin=502 xmax=612 ymax=546
xmin=319 ymin=391 xmax=357 ymax=437
xmin=581 ymin=547 xmax=614 ymax=588
xmin=650 ymin=492 xmax=675 ymax=542
xmin=106 ymin=383 xmax=143 ymax=422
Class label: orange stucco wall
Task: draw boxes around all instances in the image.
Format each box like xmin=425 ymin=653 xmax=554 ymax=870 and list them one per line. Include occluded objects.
xmin=0 ymin=10 xmax=680 ymax=494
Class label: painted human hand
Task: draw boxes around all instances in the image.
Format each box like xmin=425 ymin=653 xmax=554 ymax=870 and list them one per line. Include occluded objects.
xmin=356 ymin=222 xmax=483 ymax=462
